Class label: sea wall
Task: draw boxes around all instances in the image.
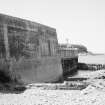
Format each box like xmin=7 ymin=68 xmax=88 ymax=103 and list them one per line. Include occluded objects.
xmin=11 ymin=57 xmax=63 ymax=83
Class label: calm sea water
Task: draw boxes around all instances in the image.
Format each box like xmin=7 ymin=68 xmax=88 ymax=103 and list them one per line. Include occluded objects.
xmin=78 ymin=54 xmax=105 ymax=64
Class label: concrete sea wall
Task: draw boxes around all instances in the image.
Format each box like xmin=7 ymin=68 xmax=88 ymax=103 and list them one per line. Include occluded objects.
xmin=11 ymin=57 xmax=63 ymax=83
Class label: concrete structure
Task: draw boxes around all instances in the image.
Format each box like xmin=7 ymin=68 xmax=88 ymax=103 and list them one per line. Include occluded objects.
xmin=58 ymin=44 xmax=78 ymax=77
xmin=0 ymin=14 xmax=62 ymax=83
xmin=0 ymin=14 xmax=78 ymax=83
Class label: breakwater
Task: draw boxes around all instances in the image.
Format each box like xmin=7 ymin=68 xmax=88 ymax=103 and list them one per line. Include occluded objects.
xmin=78 ymin=63 xmax=105 ymax=70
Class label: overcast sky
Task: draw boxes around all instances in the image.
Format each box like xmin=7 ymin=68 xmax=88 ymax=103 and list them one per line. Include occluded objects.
xmin=0 ymin=0 xmax=105 ymax=53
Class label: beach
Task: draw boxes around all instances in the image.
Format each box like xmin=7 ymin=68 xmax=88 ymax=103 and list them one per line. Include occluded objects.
xmin=0 ymin=54 xmax=105 ymax=105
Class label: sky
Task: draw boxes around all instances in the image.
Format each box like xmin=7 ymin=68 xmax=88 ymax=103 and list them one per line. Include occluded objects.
xmin=0 ymin=0 xmax=105 ymax=53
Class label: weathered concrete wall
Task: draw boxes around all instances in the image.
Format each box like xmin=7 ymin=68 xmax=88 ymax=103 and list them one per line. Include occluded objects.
xmin=0 ymin=24 xmax=5 ymax=58
xmin=0 ymin=14 xmax=62 ymax=83
xmin=11 ymin=57 xmax=63 ymax=83
xmin=0 ymin=13 xmax=58 ymax=60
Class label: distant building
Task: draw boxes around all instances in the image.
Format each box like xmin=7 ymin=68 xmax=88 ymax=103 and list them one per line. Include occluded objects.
xmin=58 ymin=44 xmax=78 ymax=76
xmin=58 ymin=44 xmax=78 ymax=58
xmin=58 ymin=43 xmax=87 ymax=55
